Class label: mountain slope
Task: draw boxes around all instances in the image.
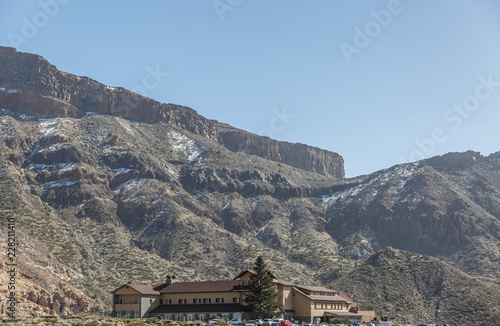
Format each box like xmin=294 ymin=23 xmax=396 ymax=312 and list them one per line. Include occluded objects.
xmin=0 ymin=46 xmax=344 ymax=179
xmin=0 ymin=46 xmax=499 ymax=320
xmin=322 ymin=151 xmax=500 ymax=284
xmin=331 ymin=247 xmax=500 ymax=325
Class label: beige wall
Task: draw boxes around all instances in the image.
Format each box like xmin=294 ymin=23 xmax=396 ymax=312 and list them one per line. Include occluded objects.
xmin=115 ymin=294 xmax=140 ymax=305
xmin=149 ymin=296 xmax=161 ymax=311
xmin=310 ymin=301 xmax=349 ymax=316
xmin=292 ymin=290 xmax=353 ymax=319
xmin=292 ymin=291 xmax=313 ymax=317
xmin=238 ymin=272 xmax=252 ymax=282
xmin=277 ymin=285 xmax=294 ymax=311
xmin=161 ymin=292 xmax=241 ymax=304
xmin=358 ymin=310 xmax=376 ymax=322
xmin=115 ymin=303 xmax=139 ymax=312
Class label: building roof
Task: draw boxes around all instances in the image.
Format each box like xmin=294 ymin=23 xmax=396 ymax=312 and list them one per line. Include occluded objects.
xmin=111 ymin=284 xmax=160 ymax=295
xmin=150 ymin=303 xmax=246 ymax=314
xmin=295 ymin=285 xmax=337 ymax=294
xmin=308 ymin=294 xmax=353 ymax=303
xmin=233 ymin=269 xmax=277 ymax=280
xmin=325 ymin=311 xmax=361 ymax=317
xmin=159 ymin=280 xmax=241 ymax=294
xmin=293 ymin=287 xmax=351 ymax=303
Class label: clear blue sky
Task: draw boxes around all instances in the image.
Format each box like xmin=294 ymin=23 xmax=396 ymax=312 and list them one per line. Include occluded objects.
xmin=2 ymin=0 xmax=500 ymax=177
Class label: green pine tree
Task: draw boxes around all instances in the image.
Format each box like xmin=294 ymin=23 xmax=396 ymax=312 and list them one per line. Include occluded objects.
xmin=244 ymin=255 xmax=280 ymax=319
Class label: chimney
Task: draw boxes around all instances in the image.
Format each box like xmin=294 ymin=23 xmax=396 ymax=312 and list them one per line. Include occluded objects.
xmin=166 ymin=275 xmax=176 ymax=285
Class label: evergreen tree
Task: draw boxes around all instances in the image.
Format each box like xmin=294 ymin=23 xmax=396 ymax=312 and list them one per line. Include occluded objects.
xmin=244 ymin=255 xmax=280 ymax=319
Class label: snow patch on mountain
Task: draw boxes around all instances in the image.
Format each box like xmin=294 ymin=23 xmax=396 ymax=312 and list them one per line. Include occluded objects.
xmin=41 ymin=180 xmax=76 ymax=189
xmin=169 ymin=130 xmax=203 ymax=161
xmin=38 ymin=118 xmax=59 ymax=136
xmin=29 ymin=163 xmax=76 ymax=173
xmin=0 ymin=87 xmax=21 ymax=94
xmin=323 ymin=162 xmax=422 ymax=211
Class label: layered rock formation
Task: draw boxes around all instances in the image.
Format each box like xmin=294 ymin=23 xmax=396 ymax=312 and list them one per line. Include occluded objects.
xmin=0 ymin=46 xmax=345 ymax=178
xmin=217 ymin=124 xmax=344 ymax=178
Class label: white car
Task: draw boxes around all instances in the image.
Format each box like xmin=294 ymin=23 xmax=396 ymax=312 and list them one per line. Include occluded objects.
xmin=229 ymin=319 xmax=243 ymax=325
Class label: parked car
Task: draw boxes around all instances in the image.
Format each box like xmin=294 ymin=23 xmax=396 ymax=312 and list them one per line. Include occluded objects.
xmin=263 ymin=320 xmax=273 ymax=326
xmin=272 ymin=319 xmax=283 ymax=326
xmin=280 ymin=320 xmax=292 ymax=326
xmin=208 ymin=320 xmax=219 ymax=325
xmin=229 ymin=319 xmax=242 ymax=325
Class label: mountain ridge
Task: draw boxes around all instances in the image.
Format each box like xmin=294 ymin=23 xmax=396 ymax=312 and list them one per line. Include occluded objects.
xmin=0 ymin=46 xmax=344 ymax=179
xmin=0 ymin=46 xmax=499 ymax=324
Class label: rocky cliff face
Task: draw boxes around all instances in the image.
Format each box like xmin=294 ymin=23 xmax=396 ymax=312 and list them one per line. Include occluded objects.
xmin=1 ymin=46 xmax=499 ymax=322
xmin=217 ymin=124 xmax=344 ymax=178
xmin=0 ymin=46 xmax=219 ymax=139
xmin=0 ymin=46 xmax=345 ymax=178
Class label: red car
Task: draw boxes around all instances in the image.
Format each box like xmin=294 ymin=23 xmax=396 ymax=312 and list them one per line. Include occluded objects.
xmin=280 ymin=321 xmax=292 ymax=326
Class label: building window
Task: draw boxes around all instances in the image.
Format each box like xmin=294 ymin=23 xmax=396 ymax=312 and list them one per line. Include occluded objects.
xmin=233 ymin=297 xmax=240 ymax=303
xmin=165 ymin=299 xmax=171 ymax=304
xmin=135 ymin=299 xmax=139 ymax=304
xmin=160 ymin=299 xmax=163 ymax=304
xmin=179 ymin=299 xmax=186 ymax=304
xmin=203 ymin=298 xmax=211 ymax=303
xmin=194 ymin=298 xmax=200 ymax=303
xmin=216 ymin=298 xmax=224 ymax=303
